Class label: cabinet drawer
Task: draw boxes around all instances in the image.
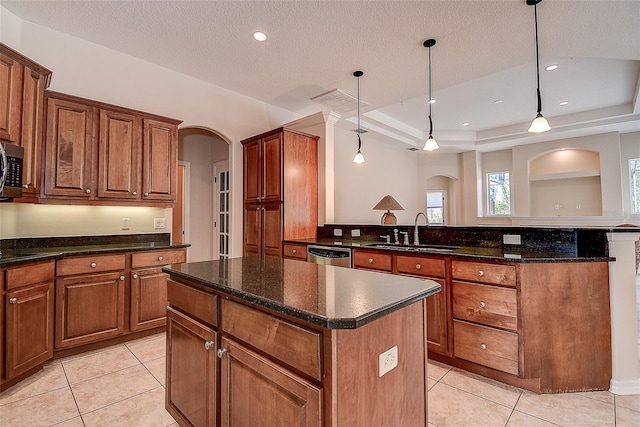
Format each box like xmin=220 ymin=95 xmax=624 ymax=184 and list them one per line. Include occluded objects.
xmin=167 ymin=279 xmax=218 ymax=327
xmin=452 ymin=281 xmax=517 ymax=331
xmin=283 ymin=243 xmax=307 ymax=260
xmin=221 ymin=299 xmax=322 ymax=381
xmin=5 ymin=260 xmax=55 ymax=290
xmin=452 ymin=260 xmax=516 ymax=287
xmin=56 ymin=254 xmax=126 ymax=276
xmin=353 ymin=250 xmax=392 ymax=272
xmin=454 ymin=320 xmax=518 ymax=375
xmin=131 ymin=249 xmax=186 ymax=268
xmin=396 ymin=255 xmax=445 ymax=278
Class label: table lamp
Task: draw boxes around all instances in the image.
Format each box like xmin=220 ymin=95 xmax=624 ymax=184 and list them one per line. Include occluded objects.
xmin=373 ymin=195 xmax=404 ymax=225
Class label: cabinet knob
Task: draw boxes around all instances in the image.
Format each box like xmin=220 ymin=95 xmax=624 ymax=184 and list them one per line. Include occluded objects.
xmin=479 ymin=301 xmax=486 ymax=308
xmin=478 ymin=270 xmax=484 ymax=277
xmin=204 ymin=341 xmax=215 ymax=350
xmin=133 ymin=274 xmax=139 ymax=279
xmin=9 ymin=297 xmax=17 ymax=304
xmin=368 ymin=258 xmax=374 ymax=264
xmin=415 ymin=263 xmax=422 ymax=270
xmin=144 ymin=192 xmax=149 ymax=197
xmin=90 ymin=262 xmax=97 ymax=268
xmin=158 ymin=256 xmax=164 ymax=261
xmin=217 ymin=348 xmax=228 ymax=358
xmin=256 ymin=207 xmax=260 ymax=211
xmin=85 ymin=189 xmax=91 ymax=194
xmin=480 ymin=343 xmax=487 ymax=350
xmin=132 ymin=191 xmax=137 ymax=196
xmin=23 ymin=184 xmax=29 ymax=188
xmin=292 ymin=249 xmax=297 ymax=254
xmin=119 ymin=276 xmax=125 ymax=281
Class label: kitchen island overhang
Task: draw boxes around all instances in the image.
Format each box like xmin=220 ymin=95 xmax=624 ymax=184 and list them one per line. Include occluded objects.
xmin=163 ymin=256 xmax=441 ymax=427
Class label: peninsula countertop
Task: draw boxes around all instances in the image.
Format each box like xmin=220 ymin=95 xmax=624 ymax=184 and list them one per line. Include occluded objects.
xmin=163 ymin=256 xmax=441 ymax=329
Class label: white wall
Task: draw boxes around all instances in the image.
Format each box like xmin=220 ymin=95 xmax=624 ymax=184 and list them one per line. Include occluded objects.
xmin=0 ymin=7 xmax=298 ymax=253
xmin=620 ymin=132 xmax=640 ymax=218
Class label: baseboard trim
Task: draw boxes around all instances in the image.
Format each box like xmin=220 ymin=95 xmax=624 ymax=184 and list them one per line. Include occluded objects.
xmin=610 ymin=378 xmax=640 ymax=395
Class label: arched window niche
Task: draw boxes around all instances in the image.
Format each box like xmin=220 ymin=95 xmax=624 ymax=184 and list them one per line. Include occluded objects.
xmin=528 ymin=148 xmax=602 ymax=217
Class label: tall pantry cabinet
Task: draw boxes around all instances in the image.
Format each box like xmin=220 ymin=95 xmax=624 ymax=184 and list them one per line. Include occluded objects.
xmin=242 ymin=128 xmax=318 ymax=257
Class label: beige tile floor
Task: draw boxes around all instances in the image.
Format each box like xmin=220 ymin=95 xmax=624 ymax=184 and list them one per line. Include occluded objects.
xmin=0 ymin=332 xmax=638 ymax=426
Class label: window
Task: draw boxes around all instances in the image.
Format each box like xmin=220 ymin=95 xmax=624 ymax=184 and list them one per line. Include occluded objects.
xmin=426 ymin=191 xmax=445 ymax=224
xmin=488 ymin=171 xmax=511 ymax=215
xmin=631 ymin=158 xmax=640 ymax=213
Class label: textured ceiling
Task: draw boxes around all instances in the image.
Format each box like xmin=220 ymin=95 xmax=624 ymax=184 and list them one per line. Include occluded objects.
xmin=2 ymin=0 xmax=639 ymax=152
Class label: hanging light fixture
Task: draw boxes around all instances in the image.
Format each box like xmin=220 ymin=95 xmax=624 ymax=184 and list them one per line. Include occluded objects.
xmin=423 ymin=39 xmax=439 ymax=151
xmin=527 ymin=0 xmax=551 ymax=133
xmin=352 ymin=70 xmax=366 ymax=163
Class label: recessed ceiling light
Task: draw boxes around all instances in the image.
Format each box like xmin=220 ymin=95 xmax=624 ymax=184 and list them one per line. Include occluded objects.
xmin=252 ymin=31 xmax=267 ymax=41
xmin=428 ymin=99 xmax=436 ymax=104
xmin=462 ymin=122 xmax=470 ymax=126
xmin=494 ymin=100 xmax=503 ymax=104
xmin=545 ymin=64 xmax=558 ymax=71
xmin=559 ymin=101 xmax=569 ymax=106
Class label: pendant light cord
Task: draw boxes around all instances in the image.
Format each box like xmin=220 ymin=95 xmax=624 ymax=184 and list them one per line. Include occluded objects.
xmin=428 ymin=45 xmax=433 ymax=136
xmin=357 ymin=73 xmax=362 ymax=150
xmin=534 ymin=3 xmax=542 ymax=114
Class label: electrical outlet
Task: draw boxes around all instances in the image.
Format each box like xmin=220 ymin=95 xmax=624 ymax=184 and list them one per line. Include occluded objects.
xmin=351 ymin=229 xmax=361 ymax=237
xmin=503 ymin=234 xmax=521 ymax=245
xmin=333 ymin=228 xmax=343 ymax=237
xmin=378 ymin=345 xmax=398 ymax=377
xmin=154 ymin=218 xmax=166 ymax=229
xmin=121 ymin=218 xmax=130 ymax=230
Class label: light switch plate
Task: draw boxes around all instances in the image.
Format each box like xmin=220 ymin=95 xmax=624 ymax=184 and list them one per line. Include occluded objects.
xmin=379 ymin=345 xmax=398 ymax=377
xmin=333 ymin=228 xmax=343 ymax=237
xmin=154 ymin=218 xmax=166 ymax=229
xmin=351 ymin=229 xmax=361 ymax=237
xmin=503 ymin=234 xmax=521 ymax=245
xmin=121 ymin=218 xmax=130 ymax=230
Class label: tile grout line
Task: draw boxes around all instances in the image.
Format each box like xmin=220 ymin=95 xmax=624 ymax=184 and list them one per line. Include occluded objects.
xmin=60 ymin=360 xmax=87 ymax=427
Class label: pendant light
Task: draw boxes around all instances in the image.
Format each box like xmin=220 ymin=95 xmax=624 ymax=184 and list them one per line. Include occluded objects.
xmin=423 ymin=39 xmax=439 ymax=151
xmin=352 ymin=70 xmax=365 ymax=164
xmin=527 ymin=0 xmax=551 ymax=133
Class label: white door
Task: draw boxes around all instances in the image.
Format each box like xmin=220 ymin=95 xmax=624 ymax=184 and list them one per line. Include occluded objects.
xmin=214 ymin=161 xmax=230 ymax=259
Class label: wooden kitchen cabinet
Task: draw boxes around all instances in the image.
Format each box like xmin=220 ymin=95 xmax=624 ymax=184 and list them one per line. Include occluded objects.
xmin=55 ymin=254 xmax=127 ymax=348
xmin=0 ymin=49 xmax=23 ymax=143
xmin=42 ymin=91 xmax=180 ymax=206
xmin=242 ymin=128 xmax=318 ymax=257
xmin=353 ymin=249 xmax=392 ymax=272
xmin=2 ymin=261 xmax=55 ymax=388
xmin=283 ymin=242 xmax=308 ymax=260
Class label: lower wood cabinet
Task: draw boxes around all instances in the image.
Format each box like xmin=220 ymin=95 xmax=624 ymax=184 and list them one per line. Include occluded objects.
xmin=166 ymin=307 xmax=217 ymax=427
xmin=130 ymin=267 xmax=168 ymax=331
xmin=219 ymin=336 xmax=322 ymax=427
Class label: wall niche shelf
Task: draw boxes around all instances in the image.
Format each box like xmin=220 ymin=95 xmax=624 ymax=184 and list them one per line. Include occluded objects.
xmin=529 ymin=169 xmax=601 ymax=182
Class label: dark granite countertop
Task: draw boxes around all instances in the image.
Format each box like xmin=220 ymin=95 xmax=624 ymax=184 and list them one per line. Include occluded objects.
xmin=0 ymin=233 xmax=190 ymax=268
xmin=163 ymin=257 xmax=441 ymax=330
xmin=289 ymin=238 xmax=613 ymax=263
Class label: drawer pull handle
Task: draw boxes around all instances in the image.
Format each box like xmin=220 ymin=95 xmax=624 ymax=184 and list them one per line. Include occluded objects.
xmin=158 ymin=256 xmax=164 ymax=261
xmin=90 ymin=262 xmax=97 ymax=268
xmin=132 ymin=191 xmax=137 ymax=196
xmin=85 ymin=188 xmax=91 ymax=194
xmin=9 ymin=297 xmax=17 ymax=304
xmin=119 ymin=276 xmax=125 ymax=281
xmin=415 ymin=263 xmax=422 ymax=270
xmin=133 ymin=274 xmax=139 ymax=279
xmin=480 ymin=343 xmax=487 ymax=350
xmin=204 ymin=341 xmax=215 ymax=350
xmin=368 ymin=258 xmax=374 ymax=264
xmin=144 ymin=192 xmax=149 ymax=197
xmin=479 ymin=301 xmax=486 ymax=308
xmin=292 ymin=249 xmax=297 ymax=254
xmin=217 ymin=348 xmax=228 ymax=358
xmin=478 ymin=270 xmax=484 ymax=277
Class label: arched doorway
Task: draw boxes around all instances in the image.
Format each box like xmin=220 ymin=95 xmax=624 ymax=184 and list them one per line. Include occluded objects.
xmin=426 ymin=175 xmax=458 ymax=225
xmin=176 ymin=127 xmax=231 ymax=262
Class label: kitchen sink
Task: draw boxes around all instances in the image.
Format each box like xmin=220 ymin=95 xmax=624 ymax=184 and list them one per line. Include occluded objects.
xmin=364 ymin=243 xmax=459 ymax=253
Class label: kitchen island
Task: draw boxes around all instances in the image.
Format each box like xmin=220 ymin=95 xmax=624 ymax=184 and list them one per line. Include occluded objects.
xmin=163 ymin=256 xmax=441 ymax=427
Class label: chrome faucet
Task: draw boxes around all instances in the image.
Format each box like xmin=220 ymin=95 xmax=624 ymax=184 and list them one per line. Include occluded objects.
xmin=414 ymin=212 xmax=427 ymax=245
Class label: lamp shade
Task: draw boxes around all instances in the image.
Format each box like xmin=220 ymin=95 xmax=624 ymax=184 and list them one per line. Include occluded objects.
xmin=528 ymin=113 xmax=551 ymax=133
xmin=373 ymin=195 xmax=404 ymax=225
xmin=423 ymin=135 xmax=439 ymax=151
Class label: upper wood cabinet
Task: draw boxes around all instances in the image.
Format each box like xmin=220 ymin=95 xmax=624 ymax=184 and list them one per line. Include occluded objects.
xmin=42 ymin=91 xmax=181 ymax=207
xmin=242 ymin=128 xmax=318 ymax=257
xmin=0 ymin=43 xmax=52 ymax=201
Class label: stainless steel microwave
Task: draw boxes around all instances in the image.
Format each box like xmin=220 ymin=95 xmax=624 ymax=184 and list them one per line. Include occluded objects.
xmin=0 ymin=141 xmax=24 ymax=199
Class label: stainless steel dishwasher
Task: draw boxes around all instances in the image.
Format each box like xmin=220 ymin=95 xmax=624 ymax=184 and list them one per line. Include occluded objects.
xmin=306 ymin=245 xmax=352 ymax=268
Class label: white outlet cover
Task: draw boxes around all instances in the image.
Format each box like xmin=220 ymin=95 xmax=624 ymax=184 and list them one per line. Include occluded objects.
xmin=503 ymin=234 xmax=521 ymax=245
xmin=154 ymin=218 xmax=166 ymax=229
xmin=379 ymin=345 xmax=398 ymax=377
xmin=351 ymin=229 xmax=361 ymax=237
xmin=333 ymin=228 xmax=343 ymax=236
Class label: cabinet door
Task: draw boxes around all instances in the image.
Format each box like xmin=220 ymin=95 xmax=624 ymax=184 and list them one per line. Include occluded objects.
xmin=166 ymin=307 xmax=217 ymax=427
xmin=43 ymin=96 xmax=97 ymax=198
xmin=261 ymin=202 xmax=283 ymax=257
xmin=0 ymin=52 xmax=23 ymax=143
xmin=243 ymin=203 xmax=261 ymax=256
xmin=98 ymin=109 xmax=141 ymax=199
xmin=55 ymin=272 xmax=125 ymax=348
xmin=5 ymin=281 xmax=55 ymax=379
xmin=19 ymin=68 xmax=47 ymax=197
xmin=142 ymin=118 xmax=177 ymax=202
xmin=219 ymin=337 xmax=322 ymax=427
xmin=243 ymin=139 xmax=261 ymax=203
xmin=261 ymin=133 xmax=282 ymax=203
xmin=426 ymin=278 xmax=448 ymax=356
xmin=130 ymin=267 xmax=168 ymax=331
